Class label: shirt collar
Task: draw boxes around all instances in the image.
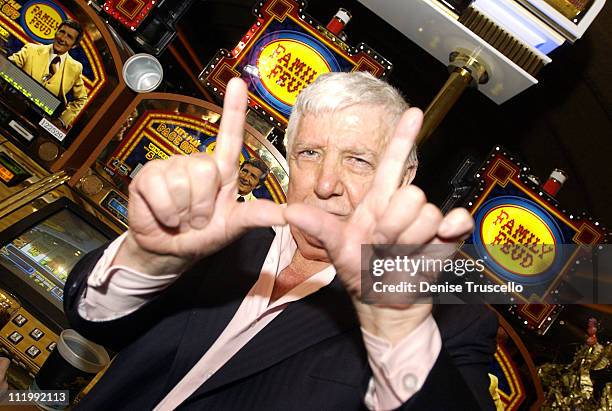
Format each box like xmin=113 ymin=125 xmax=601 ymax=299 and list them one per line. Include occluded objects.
xmin=266 ymin=223 xmax=336 ymax=309
xmin=48 ymin=44 xmax=68 ymax=64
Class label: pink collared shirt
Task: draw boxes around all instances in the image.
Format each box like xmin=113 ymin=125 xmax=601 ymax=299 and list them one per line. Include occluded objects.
xmin=80 ymin=226 xmax=441 ymax=411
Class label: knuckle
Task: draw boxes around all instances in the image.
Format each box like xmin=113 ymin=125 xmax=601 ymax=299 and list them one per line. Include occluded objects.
xmin=165 ymin=173 xmax=190 ymax=193
xmin=190 ymin=204 xmax=213 ymax=220
xmin=423 ymin=203 xmax=443 ymax=222
xmin=190 ymin=157 xmax=218 ymax=178
xmin=453 ymin=208 xmax=475 ymax=230
xmin=407 ymin=186 xmax=426 ymax=204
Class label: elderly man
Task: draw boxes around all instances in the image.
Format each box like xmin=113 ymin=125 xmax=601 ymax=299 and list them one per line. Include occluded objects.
xmin=64 ymin=73 xmax=496 ymax=410
xmin=9 ymin=19 xmax=88 ymax=127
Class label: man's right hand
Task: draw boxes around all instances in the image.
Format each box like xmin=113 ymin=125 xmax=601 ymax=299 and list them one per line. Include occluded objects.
xmin=114 ymin=79 xmax=286 ymax=275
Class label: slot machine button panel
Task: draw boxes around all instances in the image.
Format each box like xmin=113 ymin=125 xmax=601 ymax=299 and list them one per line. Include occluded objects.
xmin=12 ymin=314 xmax=27 ymax=327
xmin=29 ymin=328 xmax=44 ymax=341
xmin=25 ymin=345 xmax=40 ymax=358
xmin=8 ymin=331 xmax=23 ymax=344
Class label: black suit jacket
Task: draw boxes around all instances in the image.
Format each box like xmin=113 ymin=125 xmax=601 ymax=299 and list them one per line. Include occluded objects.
xmin=64 ymin=228 xmax=498 ymax=410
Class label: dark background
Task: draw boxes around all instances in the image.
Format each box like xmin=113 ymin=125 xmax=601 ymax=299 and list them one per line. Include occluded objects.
xmin=167 ymin=0 xmax=611 ymax=228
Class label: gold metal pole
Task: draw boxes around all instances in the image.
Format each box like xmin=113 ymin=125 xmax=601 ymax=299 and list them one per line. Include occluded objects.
xmin=0 ymin=170 xmax=70 ymax=218
xmin=416 ymin=51 xmax=489 ymax=145
xmin=417 ymin=68 xmax=473 ymax=145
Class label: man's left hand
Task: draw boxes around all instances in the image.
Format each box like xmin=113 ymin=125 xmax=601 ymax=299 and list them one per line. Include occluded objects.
xmin=284 ymin=108 xmax=474 ymax=345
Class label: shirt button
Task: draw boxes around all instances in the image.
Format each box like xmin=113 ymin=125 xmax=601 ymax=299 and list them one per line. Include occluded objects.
xmin=403 ymin=373 xmax=418 ymax=391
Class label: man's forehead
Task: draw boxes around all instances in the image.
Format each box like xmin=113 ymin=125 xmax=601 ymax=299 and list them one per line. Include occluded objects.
xmin=295 ymin=107 xmax=389 ymax=152
xmin=59 ymin=26 xmax=78 ymax=36
xmin=242 ymin=163 xmax=262 ymax=174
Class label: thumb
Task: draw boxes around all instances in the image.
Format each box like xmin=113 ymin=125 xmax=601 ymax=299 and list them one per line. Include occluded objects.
xmin=229 ymin=200 xmax=287 ymax=232
xmin=284 ymin=203 xmax=343 ymax=252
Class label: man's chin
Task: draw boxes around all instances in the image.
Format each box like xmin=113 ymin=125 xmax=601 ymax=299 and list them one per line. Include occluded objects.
xmin=290 ymin=227 xmax=330 ymax=262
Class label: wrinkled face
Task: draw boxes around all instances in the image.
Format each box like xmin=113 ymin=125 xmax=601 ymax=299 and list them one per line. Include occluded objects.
xmin=287 ymin=105 xmax=390 ymax=261
xmin=53 ymin=25 xmax=79 ymax=55
xmin=238 ymin=163 xmax=264 ymax=195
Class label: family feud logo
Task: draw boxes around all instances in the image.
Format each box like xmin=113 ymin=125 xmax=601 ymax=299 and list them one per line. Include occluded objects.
xmin=20 ymin=0 xmax=66 ymax=42
xmin=201 ymin=0 xmax=390 ymax=129
xmin=460 ymin=148 xmax=605 ymax=303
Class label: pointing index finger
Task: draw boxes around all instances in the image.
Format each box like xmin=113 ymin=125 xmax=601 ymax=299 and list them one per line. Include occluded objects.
xmin=369 ymin=108 xmax=422 ymax=202
xmin=215 ymin=78 xmax=249 ymax=184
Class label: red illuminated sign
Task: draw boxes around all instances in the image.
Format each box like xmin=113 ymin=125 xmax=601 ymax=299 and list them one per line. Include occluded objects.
xmin=103 ymin=0 xmax=157 ymax=30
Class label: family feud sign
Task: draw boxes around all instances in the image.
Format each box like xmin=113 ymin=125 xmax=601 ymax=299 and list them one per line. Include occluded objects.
xmin=200 ymin=0 xmax=391 ymax=129
xmin=459 ymin=147 xmax=606 ymax=308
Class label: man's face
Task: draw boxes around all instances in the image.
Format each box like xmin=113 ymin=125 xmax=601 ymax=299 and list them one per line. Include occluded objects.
xmin=287 ymin=105 xmax=391 ymax=261
xmin=238 ymin=163 xmax=264 ymax=195
xmin=53 ymin=25 xmax=79 ymax=55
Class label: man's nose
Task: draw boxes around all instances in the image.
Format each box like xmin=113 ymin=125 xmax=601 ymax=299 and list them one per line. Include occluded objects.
xmin=314 ymin=157 xmax=343 ymax=198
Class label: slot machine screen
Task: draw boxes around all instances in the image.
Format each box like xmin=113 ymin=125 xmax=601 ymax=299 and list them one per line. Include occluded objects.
xmin=0 ymin=198 xmax=116 ymax=327
xmin=0 ymin=0 xmax=121 ymax=148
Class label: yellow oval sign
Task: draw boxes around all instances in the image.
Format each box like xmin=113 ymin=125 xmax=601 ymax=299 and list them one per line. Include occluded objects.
xmin=257 ymin=40 xmax=331 ymax=106
xmin=24 ymin=3 xmax=63 ymax=41
xmin=481 ymin=205 xmax=556 ymax=276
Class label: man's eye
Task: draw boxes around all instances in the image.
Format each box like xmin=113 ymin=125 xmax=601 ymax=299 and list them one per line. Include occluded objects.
xmin=298 ymin=150 xmax=318 ymax=158
xmin=348 ymin=157 xmax=372 ymax=167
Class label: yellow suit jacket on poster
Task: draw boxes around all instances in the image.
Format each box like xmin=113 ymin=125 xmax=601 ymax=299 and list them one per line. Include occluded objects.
xmin=8 ymin=43 xmax=88 ymax=126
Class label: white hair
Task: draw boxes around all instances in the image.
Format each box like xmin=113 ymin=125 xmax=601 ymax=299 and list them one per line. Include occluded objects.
xmin=284 ymin=71 xmax=418 ymax=168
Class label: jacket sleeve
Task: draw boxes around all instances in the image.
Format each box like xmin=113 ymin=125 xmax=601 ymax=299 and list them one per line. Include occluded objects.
xmin=63 ymin=246 xmax=207 ymax=352
xmin=435 ymin=305 xmax=499 ymax=411
xmin=395 ymin=347 xmax=484 ymax=410
xmin=8 ymin=43 xmax=31 ymax=68
xmin=60 ymin=61 xmax=87 ymax=126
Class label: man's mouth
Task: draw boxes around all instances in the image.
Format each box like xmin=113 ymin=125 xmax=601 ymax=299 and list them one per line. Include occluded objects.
xmin=305 ymin=204 xmax=350 ymax=218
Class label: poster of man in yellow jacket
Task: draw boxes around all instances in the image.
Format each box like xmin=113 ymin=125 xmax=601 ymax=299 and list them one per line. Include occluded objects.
xmin=8 ymin=18 xmax=87 ymax=127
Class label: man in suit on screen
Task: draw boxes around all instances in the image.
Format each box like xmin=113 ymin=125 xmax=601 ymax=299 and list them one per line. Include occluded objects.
xmin=9 ymin=19 xmax=88 ymax=127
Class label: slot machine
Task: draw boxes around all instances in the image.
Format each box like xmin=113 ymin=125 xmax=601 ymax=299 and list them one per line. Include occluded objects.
xmin=0 ymin=90 xmax=288 ymax=389
xmin=199 ymin=0 xmax=393 ymax=150
xmin=0 ymin=0 xmax=142 ymax=392
xmin=0 ymin=0 xmax=133 ymax=196
xmin=0 ymin=186 xmax=122 ymax=389
xmin=438 ymin=146 xmax=608 ymax=409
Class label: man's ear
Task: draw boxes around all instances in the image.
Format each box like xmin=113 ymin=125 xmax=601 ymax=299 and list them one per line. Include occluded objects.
xmin=400 ymin=164 xmax=418 ymax=187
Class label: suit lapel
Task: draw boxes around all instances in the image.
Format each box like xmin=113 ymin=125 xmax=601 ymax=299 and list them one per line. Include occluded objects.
xmin=163 ymin=229 xmax=276 ymax=390
xmin=190 ymin=276 xmax=359 ymax=398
